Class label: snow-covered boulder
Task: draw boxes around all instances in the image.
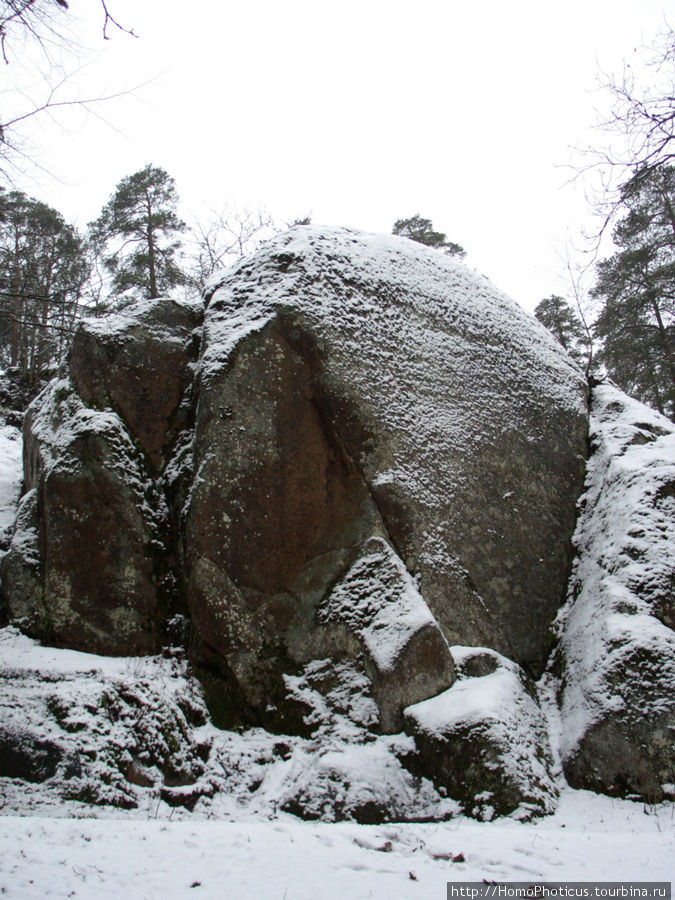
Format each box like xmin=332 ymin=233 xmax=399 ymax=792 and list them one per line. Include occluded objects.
xmin=185 ymin=225 xmax=587 ymax=730
xmin=403 ymin=647 xmax=558 ymax=819
xmin=551 ymin=385 xmax=675 ymax=801
xmin=317 ymin=537 xmax=454 ymax=731
xmin=0 ymin=629 xmax=211 ymax=813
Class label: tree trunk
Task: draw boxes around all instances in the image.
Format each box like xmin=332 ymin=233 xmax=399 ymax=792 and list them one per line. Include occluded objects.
xmin=9 ymin=229 xmax=22 ymax=368
xmin=650 ymin=295 xmax=675 ymax=387
xmin=144 ymin=190 xmax=158 ymax=299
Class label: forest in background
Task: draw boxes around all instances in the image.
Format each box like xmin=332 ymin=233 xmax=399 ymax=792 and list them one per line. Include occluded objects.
xmin=0 ymin=1 xmax=673 ymax=418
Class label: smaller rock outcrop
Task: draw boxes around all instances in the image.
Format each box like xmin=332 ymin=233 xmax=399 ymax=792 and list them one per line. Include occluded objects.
xmin=403 ymin=647 xmax=558 ymax=819
xmin=5 ymin=379 xmax=163 ymax=654
xmin=69 ymin=297 xmax=200 ymax=471
xmin=1 ymin=297 xmax=202 ymax=654
xmin=551 ymin=384 xmax=675 ymax=801
xmin=0 ymin=628 xmax=459 ymax=823
xmin=0 ymin=630 xmax=211 ymax=812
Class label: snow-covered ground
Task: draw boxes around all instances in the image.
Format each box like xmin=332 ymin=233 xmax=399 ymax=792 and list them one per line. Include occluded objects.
xmin=0 ymin=789 xmax=673 ymax=899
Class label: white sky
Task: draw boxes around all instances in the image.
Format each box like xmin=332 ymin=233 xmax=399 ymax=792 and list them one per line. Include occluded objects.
xmin=6 ymin=0 xmax=673 ymax=312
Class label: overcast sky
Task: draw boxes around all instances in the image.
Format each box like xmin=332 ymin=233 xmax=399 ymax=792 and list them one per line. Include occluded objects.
xmin=7 ymin=0 xmax=672 ymax=312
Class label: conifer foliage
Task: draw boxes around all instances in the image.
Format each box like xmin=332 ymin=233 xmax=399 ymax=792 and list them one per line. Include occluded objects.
xmin=91 ymin=165 xmax=186 ymax=302
xmin=534 ymin=295 xmax=592 ymax=373
xmin=392 ymin=214 xmax=466 ymax=259
xmin=592 ymin=166 xmax=675 ymax=418
xmin=0 ymin=188 xmax=89 ymax=382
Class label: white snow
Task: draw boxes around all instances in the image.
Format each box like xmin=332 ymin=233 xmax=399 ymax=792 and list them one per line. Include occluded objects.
xmin=0 ymin=626 xmax=673 ymax=892
xmin=0 ymin=627 xmax=160 ymax=679
xmin=407 ymin=661 xmax=522 ymax=732
xmin=82 ymin=295 xmax=200 ymax=340
xmin=0 ymin=628 xmax=455 ymax=823
xmin=27 ymin=379 xmax=140 ymax=479
xmin=0 ymin=789 xmax=672 ymax=899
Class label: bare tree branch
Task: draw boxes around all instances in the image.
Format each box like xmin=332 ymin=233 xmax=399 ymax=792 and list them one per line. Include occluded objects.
xmin=100 ymin=0 xmax=136 ymax=41
xmin=0 ymin=0 xmax=137 ymax=177
xmin=572 ymin=23 xmax=675 ymax=243
xmin=185 ymin=205 xmax=280 ymax=298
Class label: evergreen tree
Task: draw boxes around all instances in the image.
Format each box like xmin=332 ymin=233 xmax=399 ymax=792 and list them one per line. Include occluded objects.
xmin=0 ymin=189 xmax=89 ymax=382
xmin=91 ymin=165 xmax=186 ymax=301
xmin=592 ymin=166 xmax=675 ymax=418
xmin=534 ymin=295 xmax=591 ymax=371
xmin=392 ymin=214 xmax=466 ymax=258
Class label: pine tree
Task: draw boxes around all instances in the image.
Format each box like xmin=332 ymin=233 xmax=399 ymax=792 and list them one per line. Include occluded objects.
xmin=91 ymin=165 xmax=186 ymax=302
xmin=0 ymin=189 xmax=89 ymax=382
xmin=534 ymin=295 xmax=591 ymax=371
xmin=392 ymin=214 xmax=466 ymax=258
xmin=592 ymin=166 xmax=675 ymax=418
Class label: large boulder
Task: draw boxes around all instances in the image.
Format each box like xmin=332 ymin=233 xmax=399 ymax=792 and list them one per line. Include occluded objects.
xmin=185 ymin=225 xmax=588 ymax=727
xmin=550 ymin=384 xmax=675 ymax=801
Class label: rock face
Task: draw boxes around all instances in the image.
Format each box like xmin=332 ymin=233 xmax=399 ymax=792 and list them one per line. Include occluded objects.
xmin=0 ymin=226 xmax=592 ymax=817
xmin=550 ymin=385 xmax=675 ymax=801
xmin=317 ymin=538 xmax=454 ymax=732
xmin=1 ymin=297 xmax=201 ymax=654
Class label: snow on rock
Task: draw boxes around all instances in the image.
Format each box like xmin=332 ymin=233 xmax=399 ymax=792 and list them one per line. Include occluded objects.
xmin=550 ymin=383 xmax=675 ymax=800
xmin=404 ymin=647 xmax=557 ymax=820
xmin=0 ymin=628 xmax=211 ymax=814
xmin=0 ymin=628 xmax=456 ymax=824
xmin=0 ymin=295 xmax=202 ymax=655
xmin=68 ymin=295 xmax=201 ymax=471
xmin=268 ymin=736 xmax=458 ymax=824
xmin=317 ymin=537 xmax=455 ymax=730
xmin=320 ymin=539 xmax=437 ymax=673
